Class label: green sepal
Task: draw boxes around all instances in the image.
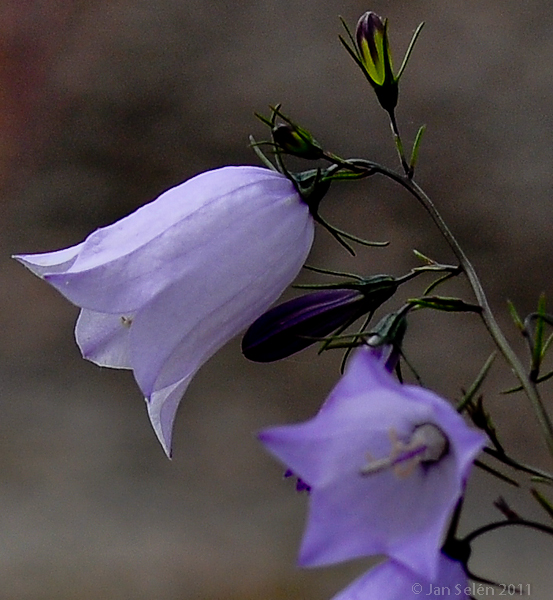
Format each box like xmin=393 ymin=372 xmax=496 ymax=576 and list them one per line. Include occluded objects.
xmin=365 ymin=305 xmax=410 ymax=349
xmin=408 ymin=295 xmax=482 ymax=313
xmin=396 ymin=21 xmax=425 ymax=81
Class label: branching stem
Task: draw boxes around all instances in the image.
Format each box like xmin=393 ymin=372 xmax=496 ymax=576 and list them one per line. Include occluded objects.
xmin=347 ymin=158 xmax=553 ymax=458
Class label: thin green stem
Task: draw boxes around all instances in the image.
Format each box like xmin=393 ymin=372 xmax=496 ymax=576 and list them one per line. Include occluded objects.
xmin=407 ymin=179 xmax=553 ymax=457
xmin=463 ymin=518 xmax=553 ymax=545
xmin=387 ymin=111 xmax=411 ymax=177
xmin=473 ymin=458 xmax=520 ymax=487
xmin=347 ymin=158 xmax=553 ymax=458
xmin=482 ymin=447 xmax=553 ymax=483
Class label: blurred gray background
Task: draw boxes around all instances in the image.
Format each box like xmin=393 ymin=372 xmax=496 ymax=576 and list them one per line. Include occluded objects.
xmin=3 ymin=0 xmax=553 ymax=598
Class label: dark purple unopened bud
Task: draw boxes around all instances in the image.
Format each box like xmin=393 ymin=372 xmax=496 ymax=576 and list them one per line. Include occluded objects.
xmin=355 ymin=11 xmax=398 ymax=111
xmin=356 ymin=12 xmax=388 ymax=84
xmin=242 ymin=288 xmax=366 ymax=362
xmin=242 ymin=275 xmax=398 ymax=362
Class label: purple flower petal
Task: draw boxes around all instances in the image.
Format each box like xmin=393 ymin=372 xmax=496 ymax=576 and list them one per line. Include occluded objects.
xmin=147 ymin=375 xmax=194 ymax=458
xmin=17 ymin=167 xmax=309 ymax=313
xmin=331 ymin=555 xmax=469 ymax=600
xmin=17 ymin=242 xmax=85 ymax=275
xmin=128 ymin=186 xmax=313 ymax=397
xmin=75 ymin=309 xmax=133 ymax=369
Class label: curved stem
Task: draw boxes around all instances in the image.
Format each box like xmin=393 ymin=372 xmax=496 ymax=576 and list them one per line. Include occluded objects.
xmin=348 ymin=158 xmax=553 ymax=458
xmin=463 ymin=518 xmax=553 ymax=545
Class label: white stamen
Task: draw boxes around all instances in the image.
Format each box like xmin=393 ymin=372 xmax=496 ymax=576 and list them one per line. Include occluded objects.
xmin=360 ymin=423 xmax=448 ymax=478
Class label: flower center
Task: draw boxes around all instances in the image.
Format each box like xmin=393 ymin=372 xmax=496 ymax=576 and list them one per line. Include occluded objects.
xmin=359 ymin=423 xmax=449 ymax=478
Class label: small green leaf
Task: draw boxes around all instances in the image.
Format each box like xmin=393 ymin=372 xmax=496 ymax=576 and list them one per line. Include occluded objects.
xmin=507 ymin=299 xmax=524 ymax=331
xmin=409 ymin=124 xmax=426 ymax=172
xmin=458 ymin=352 xmax=496 ymax=412
xmin=542 ymin=332 xmax=553 ymax=360
xmin=531 ymin=488 xmax=553 ymax=521
xmin=412 ymin=249 xmax=435 ymax=265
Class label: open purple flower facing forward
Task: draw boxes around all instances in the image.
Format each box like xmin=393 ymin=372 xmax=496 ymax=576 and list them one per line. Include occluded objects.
xmin=259 ymin=347 xmax=485 ymax=581
xmin=331 ymin=554 xmax=468 ymax=600
xmin=15 ymin=166 xmax=314 ymax=456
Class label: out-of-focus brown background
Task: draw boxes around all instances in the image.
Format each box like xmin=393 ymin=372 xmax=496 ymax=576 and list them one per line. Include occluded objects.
xmin=3 ymin=0 xmax=553 ymax=598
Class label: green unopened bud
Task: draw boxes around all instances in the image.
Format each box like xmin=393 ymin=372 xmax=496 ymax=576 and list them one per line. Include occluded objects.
xmin=340 ymin=12 xmax=423 ymax=113
xmin=356 ymin=13 xmax=391 ymax=87
xmin=355 ymin=12 xmax=398 ymax=111
xmin=272 ymin=123 xmax=324 ymax=160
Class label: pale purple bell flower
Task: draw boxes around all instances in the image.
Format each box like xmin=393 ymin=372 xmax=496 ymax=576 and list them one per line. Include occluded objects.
xmin=259 ymin=347 xmax=485 ymax=581
xmin=331 ymin=555 xmax=469 ymax=600
xmin=16 ymin=166 xmax=314 ymax=456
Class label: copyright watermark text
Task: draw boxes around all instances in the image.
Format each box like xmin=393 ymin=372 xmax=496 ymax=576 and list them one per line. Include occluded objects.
xmin=411 ymin=582 xmax=531 ymax=596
